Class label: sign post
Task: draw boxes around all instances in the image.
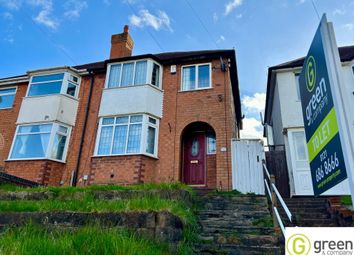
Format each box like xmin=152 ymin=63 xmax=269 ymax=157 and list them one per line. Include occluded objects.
xmin=299 ymin=14 xmax=354 ymax=203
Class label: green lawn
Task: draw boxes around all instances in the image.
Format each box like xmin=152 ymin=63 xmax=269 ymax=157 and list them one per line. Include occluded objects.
xmin=0 ymin=183 xmax=198 ymax=254
xmin=0 ymin=182 xmax=192 ymax=193
xmin=0 ymin=223 xmax=170 ymax=255
xmin=341 ymin=196 xmax=353 ymax=206
xmin=0 ymin=196 xmax=194 ymax=224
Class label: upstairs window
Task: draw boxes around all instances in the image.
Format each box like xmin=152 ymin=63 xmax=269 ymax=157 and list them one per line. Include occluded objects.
xmin=95 ymin=114 xmax=158 ymax=157
xmin=0 ymin=87 xmax=16 ymax=109
xmin=295 ymin=73 xmax=301 ymax=101
xmin=107 ymin=60 xmax=161 ymax=89
xmin=28 ymin=72 xmax=80 ymax=98
xmin=9 ymin=123 xmax=70 ymax=161
xmin=182 ymin=63 xmax=211 ymax=91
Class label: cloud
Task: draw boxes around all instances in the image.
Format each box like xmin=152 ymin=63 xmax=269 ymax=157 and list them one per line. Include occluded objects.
xmin=240 ymin=92 xmax=266 ymax=139
xmin=64 ymin=0 xmax=87 ymax=19
xmin=217 ymin=35 xmax=225 ymax=43
xmin=242 ymin=92 xmax=266 ymax=114
xmin=129 ymin=9 xmax=172 ymax=31
xmin=240 ymin=117 xmax=263 ymax=139
xmin=333 ymin=8 xmax=345 ymax=16
xmin=224 ymin=0 xmax=243 ymax=16
xmin=0 ymin=0 xmax=22 ymax=10
xmin=298 ymin=0 xmax=306 ymax=4
xmin=2 ymin=12 xmax=14 ymax=20
xmin=343 ymin=23 xmax=354 ymax=31
xmin=236 ymin=13 xmax=243 ymax=19
xmin=27 ymin=0 xmax=58 ymax=29
xmin=213 ymin=12 xmax=218 ymax=22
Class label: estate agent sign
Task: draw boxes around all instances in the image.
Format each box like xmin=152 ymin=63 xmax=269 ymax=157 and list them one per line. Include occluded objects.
xmin=299 ymin=15 xmax=348 ymax=196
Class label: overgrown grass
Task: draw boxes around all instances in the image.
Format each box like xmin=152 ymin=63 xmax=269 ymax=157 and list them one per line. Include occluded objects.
xmin=0 ymin=182 xmax=193 ymax=193
xmin=209 ymin=189 xmax=257 ymax=197
xmin=341 ymin=196 xmax=353 ymax=206
xmin=251 ymin=216 xmax=273 ymax=228
xmin=0 ymin=183 xmax=199 ymax=254
xmin=0 ymin=195 xmax=195 ymax=224
xmin=0 ymin=223 xmax=170 ymax=255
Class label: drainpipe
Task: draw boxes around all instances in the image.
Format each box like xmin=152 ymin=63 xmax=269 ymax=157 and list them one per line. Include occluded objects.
xmin=72 ymin=70 xmax=95 ymax=186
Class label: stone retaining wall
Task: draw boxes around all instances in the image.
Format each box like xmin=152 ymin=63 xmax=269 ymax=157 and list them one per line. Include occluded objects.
xmin=0 ymin=211 xmax=184 ymax=243
xmin=327 ymin=197 xmax=354 ymax=227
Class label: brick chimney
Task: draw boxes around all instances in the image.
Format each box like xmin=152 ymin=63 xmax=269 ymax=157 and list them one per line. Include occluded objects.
xmin=110 ymin=25 xmax=134 ymax=59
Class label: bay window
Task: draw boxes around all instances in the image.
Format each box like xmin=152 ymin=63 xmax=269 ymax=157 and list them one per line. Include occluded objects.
xmin=28 ymin=72 xmax=80 ymax=98
xmin=107 ymin=59 xmax=161 ymax=89
xmin=0 ymin=87 xmax=16 ymax=109
xmin=95 ymin=114 xmax=158 ymax=157
xmin=10 ymin=123 xmax=70 ymax=161
xmin=182 ymin=63 xmax=211 ymax=91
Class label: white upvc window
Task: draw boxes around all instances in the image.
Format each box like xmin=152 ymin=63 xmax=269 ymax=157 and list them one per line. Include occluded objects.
xmin=207 ymin=133 xmax=216 ymax=154
xmin=294 ymin=73 xmax=301 ymax=101
xmin=95 ymin=114 xmax=159 ymax=157
xmin=27 ymin=72 xmax=80 ymax=98
xmin=106 ymin=59 xmax=162 ymax=89
xmin=181 ymin=63 xmax=212 ymax=91
xmin=0 ymin=87 xmax=16 ymax=109
xmin=9 ymin=122 xmax=71 ymax=162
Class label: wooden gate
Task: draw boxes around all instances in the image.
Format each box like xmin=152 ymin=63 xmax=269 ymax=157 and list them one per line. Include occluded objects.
xmin=265 ymin=149 xmax=290 ymax=198
xmin=231 ymin=139 xmax=265 ymax=195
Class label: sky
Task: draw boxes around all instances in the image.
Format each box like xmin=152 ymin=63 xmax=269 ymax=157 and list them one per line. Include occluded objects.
xmin=1 ymin=0 xmax=354 ymax=138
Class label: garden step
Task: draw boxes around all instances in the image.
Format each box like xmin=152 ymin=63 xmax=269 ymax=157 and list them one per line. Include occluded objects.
xmin=194 ymin=244 xmax=282 ymax=255
xmin=279 ymin=211 xmax=330 ymax=219
xmin=199 ymin=233 xmax=278 ymax=246
xmin=194 ymin=193 xmax=280 ymax=254
xmin=200 ymin=226 xmax=275 ymax=235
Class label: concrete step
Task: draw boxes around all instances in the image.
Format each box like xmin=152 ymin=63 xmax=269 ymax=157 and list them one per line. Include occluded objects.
xmin=194 ymin=244 xmax=282 ymax=255
xmin=199 ymin=233 xmax=279 ymax=247
xmin=200 ymin=226 xmax=275 ymax=236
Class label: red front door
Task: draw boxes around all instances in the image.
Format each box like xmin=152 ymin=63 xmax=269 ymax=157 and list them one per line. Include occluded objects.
xmin=183 ymin=133 xmax=206 ymax=186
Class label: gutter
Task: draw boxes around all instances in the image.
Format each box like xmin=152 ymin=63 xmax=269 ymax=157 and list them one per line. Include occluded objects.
xmin=71 ymin=70 xmax=95 ymax=186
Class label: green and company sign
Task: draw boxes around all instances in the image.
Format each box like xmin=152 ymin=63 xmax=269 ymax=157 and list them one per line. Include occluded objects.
xmin=299 ymin=16 xmax=347 ymax=196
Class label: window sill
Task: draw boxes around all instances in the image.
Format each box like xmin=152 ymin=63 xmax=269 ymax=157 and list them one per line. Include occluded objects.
xmin=0 ymin=107 xmax=14 ymax=110
xmin=5 ymin=158 xmax=66 ymax=164
xmin=179 ymin=87 xmax=213 ymax=93
xmin=92 ymin=153 xmax=159 ymax=160
xmin=104 ymin=83 xmax=163 ymax=93
xmin=25 ymin=93 xmax=79 ymax=101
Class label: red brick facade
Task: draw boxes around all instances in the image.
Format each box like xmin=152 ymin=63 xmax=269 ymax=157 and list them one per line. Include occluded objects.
xmin=0 ymin=40 xmax=240 ymax=191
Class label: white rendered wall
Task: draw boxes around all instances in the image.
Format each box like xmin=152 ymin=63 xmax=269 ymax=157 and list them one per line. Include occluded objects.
xmin=99 ymin=85 xmax=163 ymax=118
xmin=17 ymin=94 xmax=78 ymax=126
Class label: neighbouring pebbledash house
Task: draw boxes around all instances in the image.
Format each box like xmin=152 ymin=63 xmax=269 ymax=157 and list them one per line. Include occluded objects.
xmin=0 ymin=26 xmax=242 ymax=190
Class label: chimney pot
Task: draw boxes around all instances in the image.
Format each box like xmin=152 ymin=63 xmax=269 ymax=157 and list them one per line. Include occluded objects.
xmin=124 ymin=25 xmax=129 ymax=33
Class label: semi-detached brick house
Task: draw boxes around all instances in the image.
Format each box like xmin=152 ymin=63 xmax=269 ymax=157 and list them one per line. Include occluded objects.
xmin=0 ymin=26 xmax=242 ymax=190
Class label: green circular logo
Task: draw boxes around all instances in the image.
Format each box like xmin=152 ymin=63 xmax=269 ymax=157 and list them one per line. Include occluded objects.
xmin=286 ymin=234 xmax=311 ymax=255
xmin=306 ymin=56 xmax=316 ymax=92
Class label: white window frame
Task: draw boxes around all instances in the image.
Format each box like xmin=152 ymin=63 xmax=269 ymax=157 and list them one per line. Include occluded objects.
xmin=26 ymin=71 xmax=81 ymax=99
xmin=8 ymin=122 xmax=71 ymax=163
xmin=94 ymin=114 xmax=159 ymax=158
xmin=206 ymin=134 xmax=216 ymax=155
xmin=0 ymin=86 xmax=17 ymax=110
xmin=181 ymin=63 xmax=212 ymax=91
xmin=105 ymin=59 xmax=163 ymax=89
xmin=294 ymin=73 xmax=301 ymax=101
